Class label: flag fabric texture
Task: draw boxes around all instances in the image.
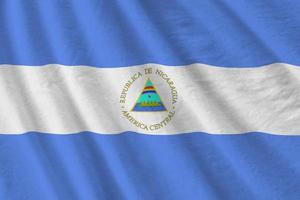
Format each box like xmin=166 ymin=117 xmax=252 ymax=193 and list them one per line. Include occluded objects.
xmin=1 ymin=1 xmax=300 ymax=199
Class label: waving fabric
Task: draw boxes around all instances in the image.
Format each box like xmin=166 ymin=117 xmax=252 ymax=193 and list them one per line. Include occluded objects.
xmin=1 ymin=1 xmax=300 ymax=199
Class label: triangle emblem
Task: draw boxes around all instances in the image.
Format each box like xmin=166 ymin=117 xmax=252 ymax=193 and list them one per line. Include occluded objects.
xmin=131 ymin=78 xmax=167 ymax=112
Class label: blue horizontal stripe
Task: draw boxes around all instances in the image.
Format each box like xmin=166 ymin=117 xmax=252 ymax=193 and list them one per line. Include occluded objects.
xmin=1 ymin=1 xmax=300 ymax=67
xmin=0 ymin=132 xmax=299 ymax=200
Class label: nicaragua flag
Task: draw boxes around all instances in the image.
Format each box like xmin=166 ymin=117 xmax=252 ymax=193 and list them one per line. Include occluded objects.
xmin=1 ymin=0 xmax=300 ymax=199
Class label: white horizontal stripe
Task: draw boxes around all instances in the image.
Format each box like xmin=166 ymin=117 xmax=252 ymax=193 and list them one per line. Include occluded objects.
xmin=0 ymin=63 xmax=299 ymax=135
